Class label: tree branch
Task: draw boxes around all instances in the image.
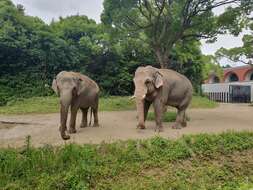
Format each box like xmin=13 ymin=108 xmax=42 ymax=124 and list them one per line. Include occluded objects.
xmin=218 ymin=54 xmax=253 ymax=65
xmin=137 ymin=0 xmax=151 ymax=21
xmin=125 ymin=15 xmax=152 ymax=30
xmin=182 ymin=33 xmax=214 ymax=39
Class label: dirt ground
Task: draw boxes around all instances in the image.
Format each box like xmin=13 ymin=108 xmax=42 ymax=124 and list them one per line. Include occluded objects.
xmin=0 ymin=103 xmax=252 ymax=148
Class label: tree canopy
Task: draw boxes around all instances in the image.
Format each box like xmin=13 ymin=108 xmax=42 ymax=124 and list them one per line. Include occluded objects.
xmin=102 ymin=0 xmax=252 ymax=68
xmin=216 ymin=18 xmax=253 ymax=64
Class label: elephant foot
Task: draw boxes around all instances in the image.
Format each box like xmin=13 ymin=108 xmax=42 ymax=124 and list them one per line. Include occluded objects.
xmin=80 ymin=123 xmax=88 ymax=128
xmin=93 ymin=123 xmax=99 ymax=127
xmin=59 ymin=126 xmax=70 ymax=140
xmin=181 ymin=121 xmax=187 ymax=127
xmin=69 ymin=128 xmax=77 ymax=134
xmin=61 ymin=132 xmax=70 ymax=140
xmin=137 ymin=124 xmax=146 ymax=129
xmin=172 ymin=122 xmax=183 ymax=129
xmin=59 ymin=126 xmax=67 ymax=132
xmin=155 ymin=125 xmax=164 ymax=132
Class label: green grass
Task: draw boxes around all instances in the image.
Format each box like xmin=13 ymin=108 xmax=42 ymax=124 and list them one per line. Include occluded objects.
xmin=190 ymin=95 xmax=217 ymax=108
xmin=99 ymin=96 xmax=135 ymax=111
xmin=147 ymin=111 xmax=190 ymax=122
xmin=0 ymin=96 xmax=136 ymax=115
xmin=0 ymin=132 xmax=253 ymax=189
xmin=0 ymin=97 xmax=59 ymax=115
xmin=0 ymin=96 xmax=216 ymax=115
xmin=147 ymin=111 xmax=177 ymax=122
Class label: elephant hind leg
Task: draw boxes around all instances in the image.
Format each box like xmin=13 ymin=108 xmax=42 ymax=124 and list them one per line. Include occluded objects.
xmin=80 ymin=107 xmax=89 ymax=128
xmin=172 ymin=109 xmax=186 ymax=129
xmin=92 ymin=106 xmax=99 ymax=127
xmin=92 ymin=96 xmax=99 ymax=127
xmin=181 ymin=111 xmax=187 ymax=127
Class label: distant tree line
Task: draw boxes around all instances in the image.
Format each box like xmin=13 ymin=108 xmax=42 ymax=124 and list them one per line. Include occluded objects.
xmin=0 ymin=0 xmax=251 ymax=105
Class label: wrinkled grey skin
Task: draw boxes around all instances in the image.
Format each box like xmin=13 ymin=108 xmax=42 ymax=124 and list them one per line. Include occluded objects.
xmin=52 ymin=71 xmax=99 ymax=140
xmin=133 ymin=66 xmax=193 ymax=131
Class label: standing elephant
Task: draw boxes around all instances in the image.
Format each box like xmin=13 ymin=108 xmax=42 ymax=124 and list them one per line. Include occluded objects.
xmin=52 ymin=71 xmax=99 ymax=140
xmin=132 ymin=66 xmax=193 ymax=131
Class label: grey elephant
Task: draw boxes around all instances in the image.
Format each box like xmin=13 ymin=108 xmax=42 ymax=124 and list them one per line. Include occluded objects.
xmin=52 ymin=71 xmax=99 ymax=140
xmin=132 ymin=65 xmax=193 ymax=131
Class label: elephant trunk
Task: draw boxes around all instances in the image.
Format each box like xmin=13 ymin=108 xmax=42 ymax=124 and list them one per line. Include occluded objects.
xmin=134 ymin=87 xmax=147 ymax=129
xmin=59 ymin=90 xmax=72 ymax=140
xmin=135 ymin=98 xmax=145 ymax=129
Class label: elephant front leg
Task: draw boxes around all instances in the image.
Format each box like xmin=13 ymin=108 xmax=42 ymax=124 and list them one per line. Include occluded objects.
xmin=144 ymin=100 xmax=151 ymax=122
xmin=80 ymin=108 xmax=88 ymax=128
xmin=60 ymin=106 xmax=70 ymax=140
xmin=153 ymin=99 xmax=164 ymax=132
xmin=69 ymin=105 xmax=78 ymax=134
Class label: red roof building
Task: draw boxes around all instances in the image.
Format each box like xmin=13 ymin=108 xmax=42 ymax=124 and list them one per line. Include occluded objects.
xmin=203 ymin=65 xmax=253 ymax=103
xmin=207 ymin=65 xmax=253 ymax=84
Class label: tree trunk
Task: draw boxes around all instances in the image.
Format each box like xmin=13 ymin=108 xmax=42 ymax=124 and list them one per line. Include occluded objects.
xmin=154 ymin=47 xmax=170 ymax=69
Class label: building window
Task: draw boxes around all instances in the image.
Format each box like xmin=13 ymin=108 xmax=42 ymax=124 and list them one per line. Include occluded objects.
xmin=209 ymin=75 xmax=220 ymax=84
xmin=225 ymin=72 xmax=239 ymax=82
xmin=244 ymin=70 xmax=253 ymax=81
xmin=230 ymin=73 xmax=239 ymax=82
xmin=250 ymin=73 xmax=253 ymax=81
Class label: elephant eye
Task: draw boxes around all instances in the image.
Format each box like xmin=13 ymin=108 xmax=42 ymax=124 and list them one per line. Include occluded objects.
xmin=145 ymin=79 xmax=151 ymax=84
xmin=74 ymin=77 xmax=82 ymax=82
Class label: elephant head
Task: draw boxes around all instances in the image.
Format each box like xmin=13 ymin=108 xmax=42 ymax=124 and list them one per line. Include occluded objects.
xmin=52 ymin=71 xmax=85 ymax=140
xmin=133 ymin=66 xmax=163 ymax=129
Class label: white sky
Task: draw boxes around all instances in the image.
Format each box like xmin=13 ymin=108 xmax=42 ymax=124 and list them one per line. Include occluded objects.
xmin=11 ymin=0 xmax=246 ymax=65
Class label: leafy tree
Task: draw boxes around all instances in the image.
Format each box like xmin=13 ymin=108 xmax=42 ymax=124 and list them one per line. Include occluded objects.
xmin=201 ymin=55 xmax=223 ymax=81
xmin=102 ymin=0 xmax=252 ymax=68
xmin=0 ymin=0 xmax=79 ymax=104
xmin=216 ymin=20 xmax=253 ymax=64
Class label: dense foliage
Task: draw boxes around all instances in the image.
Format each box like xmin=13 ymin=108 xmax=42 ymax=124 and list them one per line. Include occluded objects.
xmin=201 ymin=55 xmax=223 ymax=81
xmin=0 ymin=0 xmax=224 ymax=105
xmin=0 ymin=132 xmax=253 ymax=189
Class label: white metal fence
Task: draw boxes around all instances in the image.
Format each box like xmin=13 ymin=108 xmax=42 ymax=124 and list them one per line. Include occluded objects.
xmin=202 ymin=81 xmax=253 ymax=103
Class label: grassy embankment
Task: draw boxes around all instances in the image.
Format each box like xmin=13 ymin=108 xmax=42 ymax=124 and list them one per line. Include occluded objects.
xmin=0 ymin=132 xmax=253 ymax=189
xmin=0 ymin=96 xmax=216 ymax=117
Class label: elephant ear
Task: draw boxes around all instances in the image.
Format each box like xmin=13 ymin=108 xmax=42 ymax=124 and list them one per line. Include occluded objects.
xmin=154 ymin=72 xmax=163 ymax=89
xmin=77 ymin=77 xmax=86 ymax=95
xmin=52 ymin=79 xmax=59 ymax=96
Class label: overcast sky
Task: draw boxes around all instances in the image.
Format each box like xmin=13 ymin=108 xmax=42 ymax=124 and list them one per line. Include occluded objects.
xmin=11 ymin=0 xmax=245 ymax=65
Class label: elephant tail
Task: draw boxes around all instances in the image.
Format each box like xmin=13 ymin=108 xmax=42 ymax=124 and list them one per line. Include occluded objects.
xmin=89 ymin=107 xmax=93 ymax=126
